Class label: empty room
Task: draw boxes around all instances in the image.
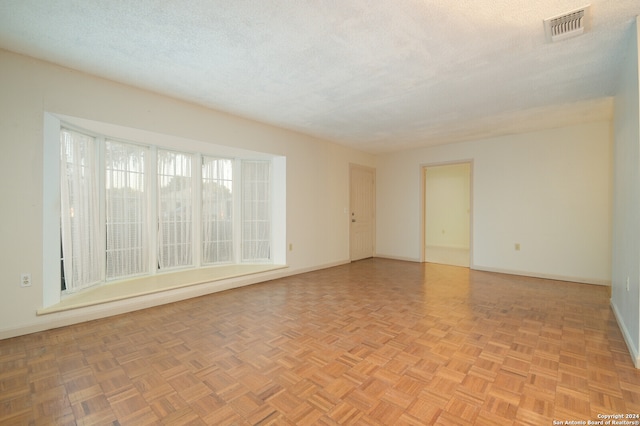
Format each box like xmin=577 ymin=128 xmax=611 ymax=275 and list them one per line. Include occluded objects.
xmin=1 ymin=1 xmax=640 ymax=424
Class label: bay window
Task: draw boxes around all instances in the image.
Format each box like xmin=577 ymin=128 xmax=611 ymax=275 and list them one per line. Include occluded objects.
xmin=60 ymin=129 xmax=102 ymax=291
xmin=241 ymin=160 xmax=272 ymax=261
xmin=201 ymin=157 xmax=234 ymax=264
xmin=105 ymin=140 xmax=148 ymax=280
xmin=157 ymin=150 xmax=193 ymax=270
xmin=58 ymin=123 xmax=275 ymax=295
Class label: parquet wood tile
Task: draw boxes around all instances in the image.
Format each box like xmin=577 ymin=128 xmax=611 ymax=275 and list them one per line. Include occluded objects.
xmin=2 ymin=259 xmax=640 ymax=425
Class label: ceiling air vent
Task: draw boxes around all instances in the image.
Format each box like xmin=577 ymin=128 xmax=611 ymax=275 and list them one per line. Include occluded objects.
xmin=544 ymin=4 xmax=591 ymax=42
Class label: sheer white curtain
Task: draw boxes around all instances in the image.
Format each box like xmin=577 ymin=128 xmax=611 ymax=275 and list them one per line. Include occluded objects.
xmin=157 ymin=150 xmax=193 ymax=269
xmin=60 ymin=129 xmax=102 ymax=292
xmin=105 ymin=141 xmax=148 ymax=279
xmin=241 ymin=160 xmax=271 ymax=262
xmin=202 ymin=157 xmax=233 ymax=264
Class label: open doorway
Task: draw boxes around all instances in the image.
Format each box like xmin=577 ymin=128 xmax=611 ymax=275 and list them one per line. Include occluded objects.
xmin=422 ymin=162 xmax=471 ymax=267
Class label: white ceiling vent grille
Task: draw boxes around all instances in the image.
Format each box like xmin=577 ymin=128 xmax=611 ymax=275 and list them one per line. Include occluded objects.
xmin=544 ymin=5 xmax=591 ymax=42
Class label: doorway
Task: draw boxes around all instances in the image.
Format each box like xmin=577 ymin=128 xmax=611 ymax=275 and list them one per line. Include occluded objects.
xmin=350 ymin=164 xmax=375 ymax=261
xmin=423 ymin=163 xmax=471 ymax=267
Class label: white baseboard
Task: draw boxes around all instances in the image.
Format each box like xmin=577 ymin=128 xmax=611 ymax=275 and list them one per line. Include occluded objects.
xmin=471 ymin=265 xmax=611 ymax=286
xmin=0 ymin=260 xmax=350 ymax=340
xmin=285 ymin=260 xmax=351 ymax=275
xmin=610 ymin=300 xmax=640 ymax=369
xmin=374 ymin=254 xmax=421 ymax=263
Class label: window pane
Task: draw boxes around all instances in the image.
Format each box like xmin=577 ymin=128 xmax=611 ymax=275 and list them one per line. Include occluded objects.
xmin=105 ymin=141 xmax=148 ymax=279
xmin=241 ymin=160 xmax=271 ymax=262
xmin=202 ymin=157 xmax=233 ymax=264
xmin=158 ymin=150 xmax=193 ymax=269
xmin=60 ymin=129 xmax=102 ymax=291
xmin=58 ymin=122 xmax=278 ymax=298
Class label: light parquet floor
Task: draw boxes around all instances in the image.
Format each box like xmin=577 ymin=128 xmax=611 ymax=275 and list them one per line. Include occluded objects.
xmin=1 ymin=259 xmax=640 ymax=425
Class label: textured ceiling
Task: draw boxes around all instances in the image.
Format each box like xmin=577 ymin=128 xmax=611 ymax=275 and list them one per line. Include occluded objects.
xmin=0 ymin=1 xmax=638 ymax=153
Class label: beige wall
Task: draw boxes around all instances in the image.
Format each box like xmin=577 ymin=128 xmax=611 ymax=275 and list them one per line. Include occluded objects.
xmin=0 ymin=49 xmax=375 ymax=338
xmin=612 ymin=17 xmax=640 ymax=368
xmin=424 ymin=163 xmax=471 ymax=249
xmin=377 ymin=121 xmax=612 ymax=285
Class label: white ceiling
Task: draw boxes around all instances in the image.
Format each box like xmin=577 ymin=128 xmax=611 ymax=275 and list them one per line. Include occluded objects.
xmin=0 ymin=1 xmax=638 ymax=153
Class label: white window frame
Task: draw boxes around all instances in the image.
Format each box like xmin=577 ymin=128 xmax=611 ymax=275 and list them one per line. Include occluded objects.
xmin=43 ymin=113 xmax=286 ymax=308
xmin=103 ymin=138 xmax=150 ymax=281
xmin=156 ymin=148 xmax=196 ymax=271
xmin=201 ymin=156 xmax=235 ymax=265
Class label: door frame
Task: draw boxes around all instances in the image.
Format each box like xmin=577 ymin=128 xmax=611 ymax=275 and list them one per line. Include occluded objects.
xmin=420 ymin=160 xmax=474 ymax=266
xmin=349 ymin=163 xmax=376 ymax=261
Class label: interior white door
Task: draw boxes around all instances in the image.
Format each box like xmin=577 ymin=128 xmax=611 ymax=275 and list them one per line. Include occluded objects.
xmin=350 ymin=165 xmax=375 ymax=261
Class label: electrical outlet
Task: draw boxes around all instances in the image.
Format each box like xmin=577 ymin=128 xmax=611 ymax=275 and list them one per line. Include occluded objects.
xmin=515 ymin=243 xmax=520 ymax=251
xmin=21 ymin=273 xmax=31 ymax=287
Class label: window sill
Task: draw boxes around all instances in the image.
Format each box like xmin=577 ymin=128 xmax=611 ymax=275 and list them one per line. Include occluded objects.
xmin=37 ymin=264 xmax=287 ymax=315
